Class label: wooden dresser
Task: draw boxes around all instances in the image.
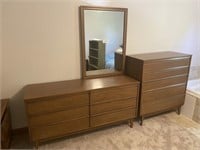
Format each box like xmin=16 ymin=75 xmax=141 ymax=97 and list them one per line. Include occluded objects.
xmin=24 ymin=75 xmax=139 ymax=147
xmin=125 ymin=51 xmax=191 ymax=125
xmin=1 ymin=99 xmax=12 ymax=149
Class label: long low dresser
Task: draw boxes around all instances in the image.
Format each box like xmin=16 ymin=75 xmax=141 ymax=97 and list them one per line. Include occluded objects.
xmin=24 ymin=75 xmax=140 ymax=147
xmin=125 ymin=51 xmax=191 ymax=125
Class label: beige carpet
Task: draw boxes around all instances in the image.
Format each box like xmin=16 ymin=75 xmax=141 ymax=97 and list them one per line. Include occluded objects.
xmin=39 ymin=113 xmax=200 ymax=150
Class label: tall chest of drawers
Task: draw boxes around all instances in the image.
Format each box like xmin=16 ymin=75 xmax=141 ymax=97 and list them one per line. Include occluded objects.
xmin=125 ymin=51 xmax=191 ymax=125
xmin=24 ymin=75 xmax=139 ymax=147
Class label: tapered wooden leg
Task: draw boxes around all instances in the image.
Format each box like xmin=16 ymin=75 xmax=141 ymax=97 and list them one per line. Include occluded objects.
xmin=140 ymin=116 xmax=144 ymax=126
xmin=35 ymin=141 xmax=39 ymax=149
xmin=128 ymin=119 xmax=133 ymax=128
xmin=177 ymin=107 xmax=181 ymax=115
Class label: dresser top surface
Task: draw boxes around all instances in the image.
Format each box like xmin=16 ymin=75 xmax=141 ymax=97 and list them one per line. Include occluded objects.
xmin=128 ymin=51 xmax=191 ymax=61
xmin=24 ymin=75 xmax=139 ymax=100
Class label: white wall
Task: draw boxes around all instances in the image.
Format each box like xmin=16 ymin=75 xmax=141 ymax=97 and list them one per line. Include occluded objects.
xmin=2 ymin=0 xmax=81 ymax=128
xmin=0 ymin=0 xmax=2 ymax=99
xmin=197 ymin=0 xmax=200 ymax=59
xmin=2 ymin=0 xmax=199 ymax=129
xmin=125 ymin=0 xmax=200 ymax=67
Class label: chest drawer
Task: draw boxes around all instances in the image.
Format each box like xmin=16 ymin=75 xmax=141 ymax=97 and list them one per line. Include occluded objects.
xmin=91 ymin=98 xmax=137 ymax=116
xmin=141 ymin=85 xmax=186 ymax=103
xmin=26 ymin=93 xmax=89 ymax=115
xmin=29 ymin=106 xmax=89 ymax=127
xmin=140 ymin=94 xmax=185 ymax=115
xmin=91 ymin=108 xmax=136 ymax=127
xmin=31 ymin=117 xmax=89 ymax=141
xmin=143 ymin=57 xmax=190 ymax=74
xmin=90 ymin=85 xmax=138 ymax=104
xmin=142 ymin=75 xmax=188 ymax=92
xmin=143 ymin=66 xmax=189 ymax=82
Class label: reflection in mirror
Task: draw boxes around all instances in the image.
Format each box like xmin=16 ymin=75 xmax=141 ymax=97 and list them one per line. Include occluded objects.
xmin=85 ymin=10 xmax=124 ymax=74
xmin=80 ymin=6 xmax=128 ymax=78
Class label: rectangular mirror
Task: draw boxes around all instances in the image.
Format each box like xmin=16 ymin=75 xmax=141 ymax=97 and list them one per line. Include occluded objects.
xmin=79 ymin=6 xmax=128 ymax=78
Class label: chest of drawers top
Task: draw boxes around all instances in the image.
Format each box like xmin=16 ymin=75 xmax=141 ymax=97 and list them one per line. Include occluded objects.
xmin=126 ymin=51 xmax=191 ymax=82
xmin=24 ymin=75 xmax=139 ymax=101
xmin=128 ymin=51 xmax=191 ymax=62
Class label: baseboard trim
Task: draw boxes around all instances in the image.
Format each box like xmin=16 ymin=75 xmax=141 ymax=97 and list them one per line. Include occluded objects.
xmin=12 ymin=127 xmax=28 ymax=135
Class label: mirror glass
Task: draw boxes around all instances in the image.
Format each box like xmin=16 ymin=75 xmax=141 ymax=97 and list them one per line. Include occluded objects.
xmin=80 ymin=6 xmax=127 ymax=78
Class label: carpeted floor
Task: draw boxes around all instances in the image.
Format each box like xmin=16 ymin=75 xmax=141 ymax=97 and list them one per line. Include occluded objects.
xmin=11 ymin=112 xmax=200 ymax=150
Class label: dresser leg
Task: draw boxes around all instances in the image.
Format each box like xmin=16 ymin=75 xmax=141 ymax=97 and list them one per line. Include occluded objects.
xmin=140 ymin=116 xmax=144 ymax=126
xmin=128 ymin=119 xmax=133 ymax=128
xmin=35 ymin=142 xmax=39 ymax=149
xmin=177 ymin=107 xmax=181 ymax=115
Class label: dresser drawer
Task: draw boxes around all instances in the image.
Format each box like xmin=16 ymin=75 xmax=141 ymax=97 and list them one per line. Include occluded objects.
xmin=143 ymin=57 xmax=190 ymax=74
xmin=91 ymin=98 xmax=137 ymax=115
xmin=90 ymin=85 xmax=138 ymax=104
xmin=31 ymin=117 xmax=89 ymax=141
xmin=142 ymin=75 xmax=188 ymax=92
xmin=26 ymin=93 xmax=89 ymax=115
xmin=141 ymin=85 xmax=186 ymax=103
xmin=143 ymin=66 xmax=189 ymax=81
xmin=140 ymin=94 xmax=185 ymax=115
xmin=91 ymin=108 xmax=135 ymax=127
xmin=29 ymin=106 xmax=89 ymax=127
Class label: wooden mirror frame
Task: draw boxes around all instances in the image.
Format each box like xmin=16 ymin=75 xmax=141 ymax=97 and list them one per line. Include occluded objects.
xmin=79 ymin=6 xmax=128 ymax=79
